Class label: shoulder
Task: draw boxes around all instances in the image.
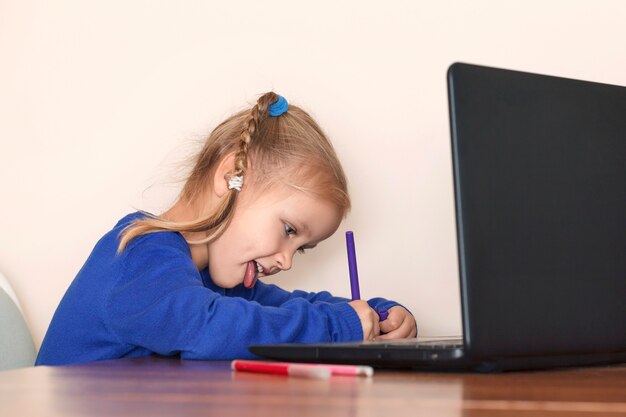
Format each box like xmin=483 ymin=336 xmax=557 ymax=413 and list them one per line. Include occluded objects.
xmin=87 ymin=211 xmax=194 ymax=276
xmin=113 ymin=211 xmax=190 ymax=257
xmin=108 ymin=213 xmax=199 ymax=286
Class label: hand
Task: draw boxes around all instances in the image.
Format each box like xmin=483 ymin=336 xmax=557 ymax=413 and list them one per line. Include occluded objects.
xmin=375 ymin=306 xmax=417 ymax=340
xmin=348 ymin=300 xmax=381 ymax=341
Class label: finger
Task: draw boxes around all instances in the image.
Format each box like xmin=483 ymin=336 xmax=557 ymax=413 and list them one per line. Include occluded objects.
xmin=376 ymin=317 xmax=408 ymax=340
xmin=376 ymin=328 xmax=408 ymax=340
xmin=366 ymin=310 xmax=380 ymax=341
xmin=410 ymin=319 xmax=418 ymax=338
xmin=376 ymin=318 xmax=414 ymax=340
xmin=379 ymin=314 xmax=402 ymax=334
xmin=373 ymin=316 xmax=381 ymax=338
xmin=379 ymin=318 xmax=394 ymax=334
xmin=367 ymin=315 xmax=379 ymax=341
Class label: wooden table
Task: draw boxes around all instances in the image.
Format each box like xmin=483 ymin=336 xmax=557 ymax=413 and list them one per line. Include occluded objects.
xmin=1 ymin=356 xmax=626 ymax=416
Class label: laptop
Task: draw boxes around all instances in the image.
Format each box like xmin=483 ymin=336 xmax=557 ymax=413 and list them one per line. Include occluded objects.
xmin=249 ymin=63 xmax=626 ymax=371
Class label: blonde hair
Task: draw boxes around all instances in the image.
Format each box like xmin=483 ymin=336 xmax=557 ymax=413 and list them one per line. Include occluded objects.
xmin=117 ymin=92 xmax=350 ymax=253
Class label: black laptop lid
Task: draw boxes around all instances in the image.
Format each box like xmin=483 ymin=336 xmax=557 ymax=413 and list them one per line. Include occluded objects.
xmin=448 ymin=63 xmax=626 ymax=358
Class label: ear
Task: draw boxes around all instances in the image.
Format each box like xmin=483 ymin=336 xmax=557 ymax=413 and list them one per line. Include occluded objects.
xmin=212 ymin=152 xmax=237 ymax=198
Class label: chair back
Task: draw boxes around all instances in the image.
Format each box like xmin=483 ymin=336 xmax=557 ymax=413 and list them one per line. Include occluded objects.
xmin=0 ymin=273 xmax=37 ymax=371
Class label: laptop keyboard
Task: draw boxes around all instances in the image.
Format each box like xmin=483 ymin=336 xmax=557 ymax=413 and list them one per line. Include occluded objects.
xmin=359 ymin=337 xmax=464 ymax=350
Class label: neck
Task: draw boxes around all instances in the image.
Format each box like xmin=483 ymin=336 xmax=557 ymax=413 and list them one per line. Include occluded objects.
xmin=161 ymin=197 xmax=210 ymax=271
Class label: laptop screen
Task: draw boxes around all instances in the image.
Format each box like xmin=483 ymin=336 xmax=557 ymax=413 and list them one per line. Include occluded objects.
xmin=448 ymin=64 xmax=626 ymax=358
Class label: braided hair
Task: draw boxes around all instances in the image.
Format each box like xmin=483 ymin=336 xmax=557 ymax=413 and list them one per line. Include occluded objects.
xmin=117 ymin=92 xmax=349 ymax=253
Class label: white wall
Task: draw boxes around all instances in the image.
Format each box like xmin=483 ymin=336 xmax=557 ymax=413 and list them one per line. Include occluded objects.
xmin=1 ymin=0 xmax=625 ymax=347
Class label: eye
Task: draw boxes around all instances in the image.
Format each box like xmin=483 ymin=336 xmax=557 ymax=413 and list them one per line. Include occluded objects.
xmin=284 ymin=223 xmax=297 ymax=236
xmin=285 ymin=223 xmax=309 ymax=254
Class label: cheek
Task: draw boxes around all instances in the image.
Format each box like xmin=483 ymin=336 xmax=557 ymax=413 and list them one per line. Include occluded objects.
xmin=207 ymin=221 xmax=256 ymax=265
xmin=232 ymin=212 xmax=281 ymax=252
xmin=207 ymin=205 xmax=285 ymax=264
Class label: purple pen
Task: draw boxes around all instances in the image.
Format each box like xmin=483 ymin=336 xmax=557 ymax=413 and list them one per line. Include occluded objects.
xmin=345 ymin=231 xmax=360 ymax=300
xmin=345 ymin=231 xmax=387 ymax=321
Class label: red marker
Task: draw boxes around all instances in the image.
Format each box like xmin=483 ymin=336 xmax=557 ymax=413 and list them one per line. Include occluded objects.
xmin=231 ymin=360 xmax=374 ymax=379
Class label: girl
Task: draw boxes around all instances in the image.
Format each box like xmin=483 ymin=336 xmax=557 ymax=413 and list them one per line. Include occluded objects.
xmin=36 ymin=93 xmax=417 ymax=366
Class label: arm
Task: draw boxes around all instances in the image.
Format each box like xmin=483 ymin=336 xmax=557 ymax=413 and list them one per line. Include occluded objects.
xmin=228 ymin=280 xmax=349 ymax=305
xmin=229 ymin=280 xmax=406 ymax=313
xmin=104 ymin=244 xmax=363 ymax=360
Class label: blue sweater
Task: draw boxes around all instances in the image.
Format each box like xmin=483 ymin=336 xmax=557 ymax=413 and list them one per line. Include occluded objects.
xmin=36 ymin=212 xmax=400 ymax=365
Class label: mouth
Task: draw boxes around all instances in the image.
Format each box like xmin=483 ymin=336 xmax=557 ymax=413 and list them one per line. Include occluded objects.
xmin=254 ymin=260 xmax=272 ymax=277
xmin=243 ymin=260 xmax=273 ymax=289
xmin=243 ymin=261 xmax=257 ymax=289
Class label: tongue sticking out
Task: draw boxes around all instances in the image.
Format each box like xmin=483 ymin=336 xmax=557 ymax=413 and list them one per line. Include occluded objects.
xmin=243 ymin=261 xmax=258 ymax=288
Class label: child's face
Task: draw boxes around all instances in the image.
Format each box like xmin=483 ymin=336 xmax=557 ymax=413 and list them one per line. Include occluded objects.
xmin=206 ymin=184 xmax=343 ymax=289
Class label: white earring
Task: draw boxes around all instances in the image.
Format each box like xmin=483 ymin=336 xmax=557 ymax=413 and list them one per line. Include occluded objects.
xmin=228 ymin=175 xmax=243 ymax=192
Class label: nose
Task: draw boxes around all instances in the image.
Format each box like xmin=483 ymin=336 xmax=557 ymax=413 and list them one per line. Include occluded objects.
xmin=275 ymin=250 xmax=294 ymax=271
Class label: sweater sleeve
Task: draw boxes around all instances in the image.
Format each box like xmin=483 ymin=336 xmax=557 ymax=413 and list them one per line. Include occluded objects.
xmin=228 ymin=280 xmax=349 ymax=305
xmin=228 ymin=280 xmax=407 ymax=314
xmin=104 ymin=242 xmax=363 ymax=360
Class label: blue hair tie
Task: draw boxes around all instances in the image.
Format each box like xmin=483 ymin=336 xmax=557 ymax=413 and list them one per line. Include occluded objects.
xmin=268 ymin=95 xmax=288 ymax=117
